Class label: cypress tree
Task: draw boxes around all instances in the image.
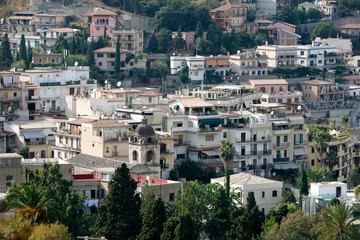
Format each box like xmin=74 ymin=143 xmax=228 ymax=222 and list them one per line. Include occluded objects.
xmin=195 ymin=21 xmax=204 ymax=40
xmin=245 ymin=191 xmax=265 ymax=237
xmin=19 ymin=34 xmax=27 ymax=63
xmin=173 ymin=26 xmax=186 ymax=51
xmin=27 ymin=43 xmax=32 ymax=68
xmin=137 ymin=187 xmax=167 ymax=240
xmin=87 ymin=40 xmax=95 ymax=67
xmin=299 ymin=165 xmax=309 ymax=196
xmin=115 ymin=38 xmax=121 ymax=77
xmin=94 ymin=163 xmax=141 ymax=240
xmin=1 ymin=33 xmax=13 ymax=69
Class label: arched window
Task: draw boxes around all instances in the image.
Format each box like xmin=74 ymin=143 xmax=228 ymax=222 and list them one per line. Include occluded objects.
xmin=133 ymin=151 xmax=138 ymax=161
xmin=146 ymin=151 xmax=153 ymax=162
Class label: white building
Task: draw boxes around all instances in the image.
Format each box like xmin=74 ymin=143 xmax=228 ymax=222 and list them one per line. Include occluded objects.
xmin=345 ymin=86 xmax=360 ymax=98
xmin=132 ymin=91 xmax=169 ymax=110
xmin=40 ymin=28 xmax=80 ymax=46
xmin=256 ymin=45 xmax=298 ymax=69
xmin=230 ymin=51 xmax=268 ymax=76
xmin=310 ymin=182 xmax=347 ymax=200
xmin=211 ymin=173 xmax=283 ymax=214
xmin=9 ymin=35 xmax=41 ymax=57
xmin=346 ymin=55 xmax=360 ymax=74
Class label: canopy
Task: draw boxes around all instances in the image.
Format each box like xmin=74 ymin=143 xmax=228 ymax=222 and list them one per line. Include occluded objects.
xmin=294 ymin=147 xmax=308 ymax=156
xmin=202 ymin=150 xmax=219 ymax=157
xmin=275 ymin=162 xmax=298 ymax=170
xmin=22 ymin=130 xmax=45 ymax=139
xmin=198 ymin=118 xmax=223 ymax=126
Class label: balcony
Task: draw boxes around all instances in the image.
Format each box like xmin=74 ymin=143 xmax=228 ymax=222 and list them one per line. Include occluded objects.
xmin=252 ymin=150 xmax=272 ymax=155
xmin=66 ymin=80 xmax=80 ymax=85
xmin=122 ymin=39 xmax=134 ymax=43
xmin=273 ymin=142 xmax=290 ymax=148
xmin=273 ymin=157 xmax=290 ymax=163
xmin=174 ymin=140 xmax=189 ymax=146
xmin=27 ymin=95 xmax=40 ymax=101
xmin=236 ymin=138 xmax=251 ymax=143
xmin=235 ymin=152 xmax=252 ymax=159
xmin=40 ymin=82 xmax=61 ymax=87
xmin=199 ymin=127 xmax=219 ymax=133
xmin=29 ymin=110 xmax=40 ymax=115
xmin=160 ymin=149 xmax=172 ymax=154
xmin=35 ymin=21 xmax=67 ymax=25
xmin=0 ymin=96 xmax=21 ymax=102
xmin=198 ymin=158 xmax=223 ymax=166
xmin=273 ymin=129 xmax=291 ymax=135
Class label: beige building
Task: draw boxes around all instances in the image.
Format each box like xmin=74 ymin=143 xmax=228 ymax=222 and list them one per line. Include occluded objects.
xmin=93 ymin=47 xmax=146 ymax=74
xmin=300 ymin=80 xmax=344 ymax=109
xmin=230 ymin=50 xmax=268 ymax=76
xmin=111 ymin=29 xmax=144 ymax=54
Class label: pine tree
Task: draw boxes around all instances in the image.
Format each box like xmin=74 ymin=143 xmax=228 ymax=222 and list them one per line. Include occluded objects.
xmin=174 ymin=214 xmax=197 ymax=240
xmin=173 ymin=26 xmax=186 ymax=51
xmin=95 ymin=163 xmax=141 ymax=240
xmin=245 ymin=191 xmax=265 ymax=237
xmin=137 ymin=187 xmax=167 ymax=240
xmin=19 ymin=34 xmax=27 ymax=63
xmin=1 ymin=33 xmax=13 ymax=69
xmin=87 ymin=40 xmax=95 ymax=67
xmin=27 ymin=43 xmax=32 ymax=68
xmin=195 ymin=21 xmax=204 ymax=40
xmin=147 ymin=34 xmax=158 ymax=53
xmin=115 ymin=38 xmax=121 ymax=77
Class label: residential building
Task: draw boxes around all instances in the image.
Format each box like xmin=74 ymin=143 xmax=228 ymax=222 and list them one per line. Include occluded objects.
xmin=132 ymin=91 xmax=169 ymax=110
xmin=261 ymin=91 xmax=303 ymax=108
xmin=338 ymin=24 xmax=360 ymax=40
xmin=314 ymin=37 xmax=352 ymax=56
xmin=300 ymin=80 xmax=344 ymax=109
xmin=185 ymin=56 xmax=205 ymax=81
xmin=171 ymin=31 xmax=207 ymax=51
xmin=346 ymin=55 xmax=360 ymax=74
xmin=9 ymin=35 xmax=41 ymax=57
xmin=0 ymin=153 xmax=72 ymax=193
xmin=310 ymin=182 xmax=347 ymax=200
xmin=318 ymin=0 xmax=340 ymax=19
xmin=19 ymin=66 xmax=97 ymax=119
xmin=307 ymin=128 xmax=354 ymax=181
xmin=82 ymin=8 xmax=116 ymax=38
xmin=0 ymin=72 xmax=21 ymax=121
xmin=230 ymin=50 xmax=268 ymax=76
xmin=277 ymin=28 xmax=301 ymax=46
xmin=93 ymin=47 xmax=146 ymax=74
xmin=255 ymin=20 xmax=277 ymax=44
xmin=210 ymin=3 xmax=247 ymax=31
xmin=256 ymin=45 xmax=298 ymax=69
xmin=40 ymin=28 xmax=80 ymax=46
xmin=345 ymin=86 xmax=360 ymax=99
xmin=34 ymin=13 xmax=70 ymax=31
xmin=204 ymin=55 xmax=230 ymax=76
xmin=249 ymin=79 xmax=289 ymax=93
xmin=342 ymin=75 xmax=360 ymax=85
xmin=116 ymin=107 xmax=164 ymax=131
xmin=211 ymin=173 xmax=283 ymax=214
xmin=80 ymin=119 xmax=132 ymax=161
xmin=32 ymin=53 xmax=63 ymax=65
xmin=7 ymin=12 xmax=35 ymax=36
xmin=4 ymin=119 xmax=57 ymax=157
xmin=111 ymin=29 xmax=144 ymax=54
xmin=298 ymin=1 xmax=319 ymax=12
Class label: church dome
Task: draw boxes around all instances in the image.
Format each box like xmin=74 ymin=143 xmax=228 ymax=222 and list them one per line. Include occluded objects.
xmin=134 ymin=118 xmax=155 ymax=137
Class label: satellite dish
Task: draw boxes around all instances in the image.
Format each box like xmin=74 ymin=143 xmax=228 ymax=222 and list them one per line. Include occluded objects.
xmin=173 ymin=53 xmax=175 ymax=56
xmin=210 ymin=55 xmax=213 ymax=57
xmin=35 ymin=152 xmax=39 ymax=157
xmin=237 ymin=50 xmax=241 ymax=54
xmin=217 ymin=101 xmax=221 ymax=104
xmin=180 ymin=95 xmax=183 ymax=98
xmin=47 ymin=50 xmax=51 ymax=55
xmin=117 ymin=81 xmax=121 ymax=87
xmin=146 ymin=176 xmax=150 ymax=182
xmin=105 ymin=80 xmax=108 ymax=84
xmin=74 ymin=61 xmax=78 ymax=66
xmin=270 ymin=111 xmax=274 ymax=115
xmin=297 ymin=106 xmax=302 ymax=110
xmin=32 ymin=158 xmax=36 ymax=162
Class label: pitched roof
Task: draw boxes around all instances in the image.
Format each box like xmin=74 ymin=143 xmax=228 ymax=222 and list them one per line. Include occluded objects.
xmin=93 ymin=47 xmax=130 ymax=53
xmin=256 ymin=20 xmax=273 ymax=24
xmin=174 ymin=97 xmax=214 ymax=107
xmin=82 ymin=8 xmax=116 ymax=17
xmin=277 ymin=21 xmax=296 ymax=28
xmin=210 ymin=3 xmax=246 ymax=12
xmin=138 ymin=91 xmax=163 ymax=97
xmin=338 ymin=24 xmax=360 ymax=29
xmin=47 ymin=28 xmax=79 ymax=33
xmin=300 ymin=80 xmax=335 ymax=85
xmin=68 ymin=118 xmax=97 ymax=126
xmin=212 ymin=172 xmax=282 ymax=185
xmin=249 ymin=79 xmax=288 ymax=85
xmin=0 ymin=153 xmax=23 ymax=159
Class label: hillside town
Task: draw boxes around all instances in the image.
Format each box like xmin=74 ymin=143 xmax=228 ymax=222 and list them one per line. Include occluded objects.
xmin=1 ymin=0 xmax=360 ymax=239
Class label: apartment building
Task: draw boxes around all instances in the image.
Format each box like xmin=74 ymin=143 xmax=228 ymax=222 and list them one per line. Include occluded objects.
xmin=132 ymin=91 xmax=168 ymax=110
xmin=0 ymin=73 xmax=21 ymax=121
xmin=7 ymin=12 xmax=35 ymax=36
xmin=32 ymin=53 xmax=63 ymax=65
xmin=19 ymin=66 xmax=97 ymax=120
xmin=34 ymin=13 xmax=70 ymax=31
xmin=82 ymin=8 xmax=116 ymax=38
xmin=307 ymin=127 xmax=354 ymax=181
xmin=111 ymin=29 xmax=144 ymax=54
xmin=338 ymin=24 xmax=360 ymax=40
xmin=249 ymin=79 xmax=288 ymax=93
xmin=210 ymin=3 xmax=247 ymax=31
xmin=256 ymin=45 xmax=298 ymax=69
xmin=40 ymin=28 xmax=80 ymax=46
xmin=230 ymin=50 xmax=268 ymax=76
xmin=346 ymin=55 xmax=360 ymax=74
xmin=255 ymin=20 xmax=277 ymax=44
xmin=93 ymin=47 xmax=146 ymax=74
xmin=300 ymin=80 xmax=344 ymax=109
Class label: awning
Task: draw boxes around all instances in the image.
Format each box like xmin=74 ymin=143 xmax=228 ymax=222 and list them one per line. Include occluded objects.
xmin=275 ymin=162 xmax=298 ymax=169
xmin=294 ymin=147 xmax=308 ymax=156
xmin=22 ymin=130 xmax=45 ymax=139
xmin=288 ymin=117 xmax=304 ymax=125
xmin=202 ymin=150 xmax=219 ymax=157
xmin=272 ymin=121 xmax=289 ymax=126
xmin=198 ymin=118 xmax=223 ymax=126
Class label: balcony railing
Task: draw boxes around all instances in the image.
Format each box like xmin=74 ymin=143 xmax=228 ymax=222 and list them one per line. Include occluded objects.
xmin=273 ymin=142 xmax=290 ymax=148
xmin=273 ymin=157 xmax=290 ymax=163
xmin=252 ymin=150 xmax=272 ymax=155
xmin=199 ymin=127 xmax=219 ymax=133
xmin=174 ymin=140 xmax=189 ymax=146
xmin=40 ymin=82 xmax=61 ymax=87
xmin=27 ymin=95 xmax=40 ymax=101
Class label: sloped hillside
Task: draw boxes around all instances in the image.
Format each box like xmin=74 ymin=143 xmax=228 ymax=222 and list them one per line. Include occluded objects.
xmin=0 ymin=0 xmax=31 ymax=18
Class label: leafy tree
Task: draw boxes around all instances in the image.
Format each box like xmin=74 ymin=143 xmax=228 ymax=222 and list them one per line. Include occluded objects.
xmin=310 ymin=22 xmax=340 ymax=40
xmin=205 ymin=187 xmax=232 ymax=239
xmin=317 ymin=203 xmax=360 ymax=240
xmin=340 ymin=115 xmax=349 ymax=125
xmin=219 ymin=140 xmax=235 ymax=196
xmin=6 ymin=182 xmax=58 ymax=223
xmin=281 ymin=189 xmax=296 ymax=203
xmin=161 ymin=216 xmax=179 ymax=240
xmin=174 ymin=214 xmax=197 ymax=240
xmin=137 ymin=187 xmax=166 ymax=240
xmin=147 ymin=34 xmax=158 ymax=53
xmin=195 ymin=21 xmax=204 ymax=40
xmin=67 ymin=54 xmax=88 ymax=66
xmin=299 ymin=165 xmax=309 ymax=196
xmin=348 ymin=167 xmax=360 ymax=188
xmin=267 ymin=204 xmax=290 ymax=224
xmin=227 ymin=215 xmax=252 ymax=240
xmin=354 ymin=185 xmax=360 ymax=201
xmin=278 ymin=6 xmax=299 ymax=25
xmin=20 ymin=147 xmax=29 ymax=159
xmin=115 ymin=38 xmax=121 ymax=77
xmin=132 ymin=67 xmax=146 ymax=81
xmin=29 ymin=222 xmax=71 ymax=240
xmin=329 ymin=198 xmax=341 ymax=206
xmin=11 ymin=60 xmax=27 ymax=69
xmin=53 ymin=34 xmax=69 ymax=53
xmin=307 ymin=8 xmax=322 ymax=22
xmin=1 ymin=33 xmax=13 ymax=69
xmin=0 ymin=215 xmax=33 ymax=239
xmin=87 ymin=40 xmax=95 ymax=67
xmin=177 ymin=161 xmax=204 ymax=182
xmin=195 ymin=39 xmax=217 ymax=55
xmin=19 ymin=34 xmax=27 ymax=64
xmin=156 ymin=28 xmax=172 ymax=53
xmin=173 ymin=27 xmax=186 ymax=51
xmin=169 ymin=169 xmax=179 ymax=181
xmin=178 ymin=64 xmax=189 ymax=84
xmin=151 ymin=59 xmax=169 ymax=90
xmin=145 ymin=2 xmax=161 ymax=17
xmin=94 ymin=163 xmax=141 ymax=240
xmin=246 ymin=8 xmax=257 ymax=22
xmin=307 ymin=168 xmax=332 ymax=182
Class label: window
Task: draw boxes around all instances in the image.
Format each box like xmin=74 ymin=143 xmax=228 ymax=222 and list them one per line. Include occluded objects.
xmin=262 ymin=191 xmax=265 ymax=198
xmin=311 ymin=159 xmax=315 ymax=166
xmin=169 ymin=193 xmax=175 ymax=201
xmin=284 ymin=136 xmax=288 ymax=142
xmin=223 ymin=132 xmax=227 ymax=138
xmin=96 ymin=27 xmax=100 ymax=31
xmin=272 ymin=190 xmax=278 ymax=197
xmin=318 ymin=60 xmax=322 ymax=64
xmin=133 ymin=151 xmax=138 ymax=161
xmin=98 ymin=62 xmax=102 ymax=66
xmin=52 ymin=58 xmax=55 ymax=63
xmin=14 ymin=92 xmax=17 ymax=97
xmin=311 ymin=147 xmax=315 ymax=153
xmin=130 ymin=62 xmax=134 ymax=66
xmin=6 ymin=176 xmax=13 ymax=181
xmin=97 ymin=54 xmax=104 ymax=58
xmin=284 ymin=150 xmax=287 ymax=158
xmin=106 ymin=147 xmax=109 ymax=153
xmin=206 ymin=135 xmax=214 ymax=141
xmin=300 ymin=51 xmax=304 ymax=55
xmin=173 ymin=122 xmax=183 ymax=128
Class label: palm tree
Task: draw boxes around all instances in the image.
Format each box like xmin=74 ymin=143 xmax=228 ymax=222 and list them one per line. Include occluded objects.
xmin=307 ymin=168 xmax=332 ymax=182
xmin=325 ymin=150 xmax=338 ymax=171
xmin=317 ymin=203 xmax=360 ymax=240
xmin=219 ymin=140 xmax=235 ymax=196
xmin=311 ymin=128 xmax=332 ymax=166
xmin=6 ymin=182 xmax=58 ymax=223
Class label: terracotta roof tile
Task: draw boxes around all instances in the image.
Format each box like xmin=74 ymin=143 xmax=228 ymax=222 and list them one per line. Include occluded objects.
xmin=339 ymin=24 xmax=360 ymax=29
xmin=210 ymin=3 xmax=246 ymax=12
